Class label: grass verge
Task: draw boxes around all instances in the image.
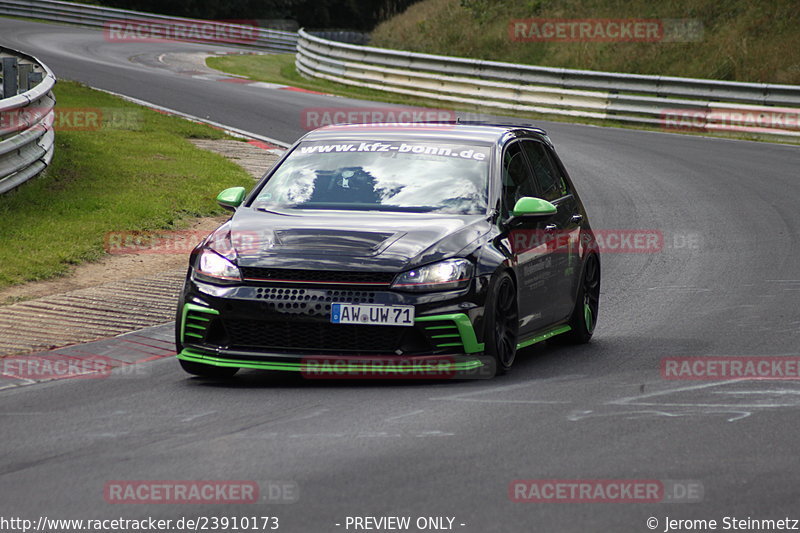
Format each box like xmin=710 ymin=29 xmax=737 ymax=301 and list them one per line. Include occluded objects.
xmin=0 ymin=80 xmax=252 ymax=289
xmin=207 ymin=53 xmax=457 ymax=109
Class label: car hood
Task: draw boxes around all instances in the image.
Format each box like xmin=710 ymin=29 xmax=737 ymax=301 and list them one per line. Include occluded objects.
xmin=222 ymin=208 xmax=490 ymax=271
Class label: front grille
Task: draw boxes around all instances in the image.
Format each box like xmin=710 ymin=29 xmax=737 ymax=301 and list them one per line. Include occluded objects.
xmin=254 ymin=287 xmax=376 ymax=302
xmin=253 ymin=287 xmax=377 ymax=318
xmin=219 ymin=319 xmax=429 ymax=354
xmin=240 ymin=267 xmax=396 ymax=286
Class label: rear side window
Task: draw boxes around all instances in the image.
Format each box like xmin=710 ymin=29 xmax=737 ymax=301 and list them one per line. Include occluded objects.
xmin=521 ymin=141 xmax=569 ymax=202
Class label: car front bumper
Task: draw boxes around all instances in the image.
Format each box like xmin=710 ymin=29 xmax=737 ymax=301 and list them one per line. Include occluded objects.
xmin=176 ymin=275 xmax=493 ymax=376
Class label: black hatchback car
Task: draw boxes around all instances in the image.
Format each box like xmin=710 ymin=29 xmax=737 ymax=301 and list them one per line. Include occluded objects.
xmin=176 ymin=123 xmax=600 ymax=378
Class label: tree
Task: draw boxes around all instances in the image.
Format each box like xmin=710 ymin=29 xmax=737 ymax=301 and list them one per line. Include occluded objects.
xmin=101 ymin=0 xmax=421 ymax=30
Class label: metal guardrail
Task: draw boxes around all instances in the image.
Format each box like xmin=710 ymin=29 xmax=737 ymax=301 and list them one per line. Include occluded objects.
xmin=309 ymin=31 xmax=369 ymax=46
xmin=0 ymin=47 xmax=56 ymax=195
xmin=296 ymin=29 xmax=800 ymax=137
xmin=0 ymin=0 xmax=298 ymax=53
xmin=5 ymin=1 xmax=798 ymax=137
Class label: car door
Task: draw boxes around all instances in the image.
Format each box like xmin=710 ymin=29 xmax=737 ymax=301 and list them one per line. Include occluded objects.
xmin=500 ymin=140 xmax=560 ymax=336
xmin=519 ymin=139 xmax=582 ymax=323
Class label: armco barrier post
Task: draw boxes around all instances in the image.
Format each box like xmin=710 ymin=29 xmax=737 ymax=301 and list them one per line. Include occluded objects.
xmin=17 ymin=61 xmax=32 ymax=92
xmin=1 ymin=56 xmax=18 ymax=97
xmin=28 ymin=70 xmax=43 ymax=88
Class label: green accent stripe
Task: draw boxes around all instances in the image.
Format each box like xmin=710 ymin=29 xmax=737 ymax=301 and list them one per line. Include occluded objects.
xmin=415 ymin=313 xmax=484 ymax=354
xmin=184 ymin=303 xmax=220 ymax=316
xmin=177 ymin=349 xmax=484 ymax=373
xmin=181 ymin=303 xmax=220 ymax=344
xmin=516 ymin=325 xmax=572 ymax=350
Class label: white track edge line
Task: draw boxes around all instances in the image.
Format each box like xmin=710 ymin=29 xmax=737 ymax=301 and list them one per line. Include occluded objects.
xmin=90 ymin=86 xmax=292 ymax=148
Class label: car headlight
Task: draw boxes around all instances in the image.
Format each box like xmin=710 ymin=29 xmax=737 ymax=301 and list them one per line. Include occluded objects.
xmin=391 ymin=258 xmax=473 ymax=292
xmin=193 ymin=248 xmax=242 ymax=284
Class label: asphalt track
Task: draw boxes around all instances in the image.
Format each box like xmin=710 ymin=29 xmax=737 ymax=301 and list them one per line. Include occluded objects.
xmin=2 ymin=18 xmax=800 ymax=533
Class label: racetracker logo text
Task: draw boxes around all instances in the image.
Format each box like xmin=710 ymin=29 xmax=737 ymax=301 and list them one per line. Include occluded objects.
xmin=104 ymin=230 xmax=262 ymax=255
xmin=104 ymin=480 xmax=299 ymax=504
xmin=0 ymin=107 xmax=142 ymax=133
xmin=1 ymin=355 xmax=116 ymax=380
xmin=105 ymin=481 xmax=258 ymax=504
xmin=509 ymin=479 xmax=703 ymax=503
xmin=302 ymin=107 xmax=456 ymax=130
xmin=662 ymin=357 xmax=800 ymax=380
xmin=509 ymin=18 xmax=703 ymax=42
xmin=103 ymin=19 xmax=260 ymax=44
xmin=301 ymin=356 xmax=494 ymax=380
xmin=509 ymin=229 xmax=663 ymax=254
xmin=661 ymin=108 xmax=800 ymax=134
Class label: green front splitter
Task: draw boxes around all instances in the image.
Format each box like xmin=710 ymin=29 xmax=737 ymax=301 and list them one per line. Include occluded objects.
xmin=178 ymin=348 xmax=485 ymax=373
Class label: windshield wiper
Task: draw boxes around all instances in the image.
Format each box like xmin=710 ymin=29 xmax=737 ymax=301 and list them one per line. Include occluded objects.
xmin=254 ymin=206 xmax=295 ymax=216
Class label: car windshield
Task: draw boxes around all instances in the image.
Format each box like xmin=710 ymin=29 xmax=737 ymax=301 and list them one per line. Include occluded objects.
xmin=251 ymin=140 xmax=492 ymax=214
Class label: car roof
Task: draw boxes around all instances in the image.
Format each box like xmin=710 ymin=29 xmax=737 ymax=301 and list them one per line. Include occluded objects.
xmin=301 ymin=123 xmax=548 ymax=144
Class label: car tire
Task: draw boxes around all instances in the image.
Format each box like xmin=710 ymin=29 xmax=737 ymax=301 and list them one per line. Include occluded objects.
xmin=483 ymin=271 xmax=519 ymax=374
xmin=179 ymin=359 xmax=239 ymax=378
xmin=553 ymin=253 xmax=600 ymax=345
xmin=174 ymin=293 xmax=185 ymax=355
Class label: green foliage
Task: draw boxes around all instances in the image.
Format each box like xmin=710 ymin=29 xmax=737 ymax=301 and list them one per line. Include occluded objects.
xmin=99 ymin=0 xmax=422 ymax=30
xmin=372 ymin=0 xmax=800 ymax=84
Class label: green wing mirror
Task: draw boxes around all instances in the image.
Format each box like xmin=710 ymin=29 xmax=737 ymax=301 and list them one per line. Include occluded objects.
xmin=216 ymin=187 xmax=246 ymax=211
xmin=505 ymin=197 xmax=557 ymax=228
xmin=511 ymin=197 xmax=557 ymax=217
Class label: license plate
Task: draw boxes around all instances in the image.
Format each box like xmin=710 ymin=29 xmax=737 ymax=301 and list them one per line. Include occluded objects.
xmin=330 ymin=303 xmax=414 ymax=326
